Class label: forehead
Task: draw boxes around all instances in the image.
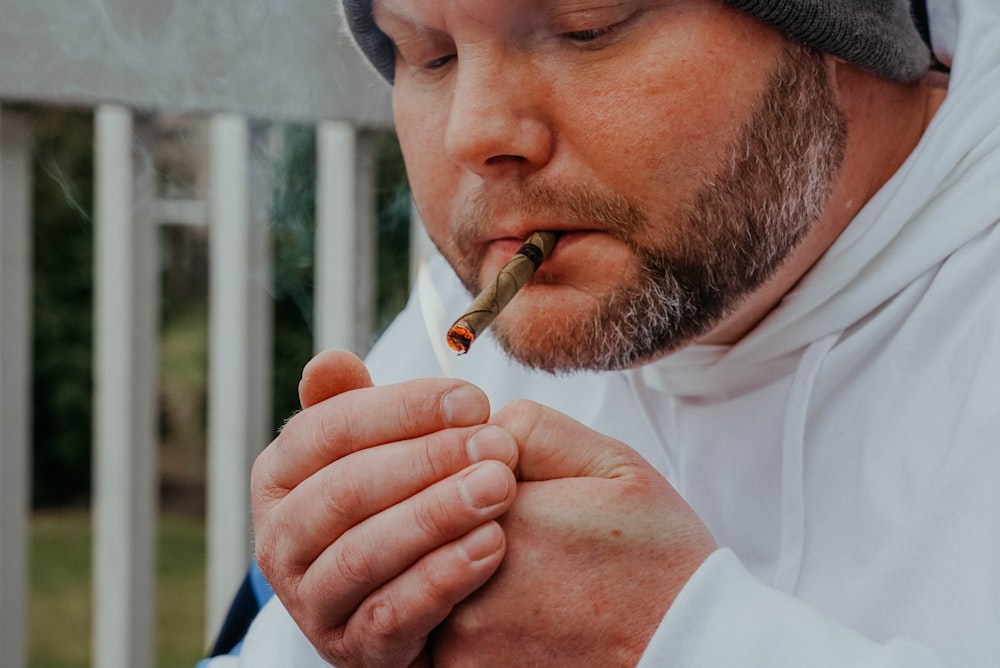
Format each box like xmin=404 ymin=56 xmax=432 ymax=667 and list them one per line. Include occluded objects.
xmin=372 ymin=0 xmax=648 ymax=31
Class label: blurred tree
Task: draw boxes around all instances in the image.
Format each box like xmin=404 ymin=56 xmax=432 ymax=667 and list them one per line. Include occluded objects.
xmin=270 ymin=123 xmax=318 ymax=433
xmin=372 ymin=130 xmax=412 ymax=337
xmin=30 ymin=108 xmax=96 ymax=507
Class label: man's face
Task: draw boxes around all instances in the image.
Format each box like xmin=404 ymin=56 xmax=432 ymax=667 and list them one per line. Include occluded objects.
xmin=376 ymin=0 xmax=847 ymax=372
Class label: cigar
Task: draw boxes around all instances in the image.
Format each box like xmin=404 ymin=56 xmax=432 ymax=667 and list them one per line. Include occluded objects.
xmin=447 ymin=231 xmax=559 ymax=354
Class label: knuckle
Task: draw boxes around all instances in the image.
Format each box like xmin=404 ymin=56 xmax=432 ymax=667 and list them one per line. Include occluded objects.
xmin=412 ymin=493 xmax=456 ymax=540
xmin=317 ymin=464 xmax=356 ymax=521
xmin=315 ymin=405 xmax=350 ymax=454
xmin=364 ymin=594 xmax=405 ymax=641
xmin=415 ymin=556 xmax=454 ymax=603
xmin=334 ymin=538 xmax=377 ymax=589
xmin=392 ymin=391 xmax=425 ymax=434
xmin=416 ymin=431 xmax=462 ymax=481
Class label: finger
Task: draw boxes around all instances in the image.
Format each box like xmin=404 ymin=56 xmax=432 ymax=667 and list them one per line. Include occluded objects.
xmin=341 ymin=522 xmax=507 ymax=667
xmin=263 ymin=425 xmax=519 ymax=570
xmin=490 ymin=399 xmax=647 ymax=482
xmin=297 ymin=461 xmax=515 ymax=621
xmin=255 ymin=380 xmax=491 ymax=495
xmin=298 ymin=349 xmax=373 ymax=409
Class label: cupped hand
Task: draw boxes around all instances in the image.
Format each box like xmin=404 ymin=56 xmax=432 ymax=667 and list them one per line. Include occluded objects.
xmin=430 ymin=399 xmax=718 ymax=667
xmin=251 ymin=350 xmax=520 ymax=667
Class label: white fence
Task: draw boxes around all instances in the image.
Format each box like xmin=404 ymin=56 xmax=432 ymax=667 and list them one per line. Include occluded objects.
xmin=0 ymin=1 xmax=420 ymax=665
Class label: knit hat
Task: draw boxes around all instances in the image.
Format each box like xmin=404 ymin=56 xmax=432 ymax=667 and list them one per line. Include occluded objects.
xmin=726 ymin=0 xmax=930 ymax=82
xmin=341 ymin=0 xmax=931 ymax=84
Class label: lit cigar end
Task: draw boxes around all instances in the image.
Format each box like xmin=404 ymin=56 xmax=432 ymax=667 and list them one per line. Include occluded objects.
xmin=446 ymin=230 xmax=559 ymax=355
xmin=447 ymin=321 xmax=477 ymax=354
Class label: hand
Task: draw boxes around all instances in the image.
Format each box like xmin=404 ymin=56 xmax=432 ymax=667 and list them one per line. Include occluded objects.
xmin=430 ymin=399 xmax=717 ymax=667
xmin=251 ymin=350 xmax=520 ymax=667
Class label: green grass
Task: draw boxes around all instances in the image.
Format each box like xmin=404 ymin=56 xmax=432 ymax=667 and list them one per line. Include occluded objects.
xmin=30 ymin=509 xmax=208 ymax=668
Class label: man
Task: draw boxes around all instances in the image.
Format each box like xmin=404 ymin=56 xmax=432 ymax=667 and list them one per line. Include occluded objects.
xmin=205 ymin=0 xmax=1000 ymax=665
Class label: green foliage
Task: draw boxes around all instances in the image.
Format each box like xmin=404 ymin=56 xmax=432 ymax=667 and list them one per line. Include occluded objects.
xmin=270 ymin=123 xmax=321 ymax=432
xmin=373 ymin=130 xmax=414 ymax=336
xmin=30 ymin=108 xmax=96 ymax=507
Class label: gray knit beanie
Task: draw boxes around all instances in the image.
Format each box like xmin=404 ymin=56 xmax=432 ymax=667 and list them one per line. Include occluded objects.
xmin=342 ymin=0 xmax=930 ymax=84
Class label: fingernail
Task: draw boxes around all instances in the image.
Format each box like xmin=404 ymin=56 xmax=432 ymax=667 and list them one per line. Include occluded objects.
xmin=459 ymin=462 xmax=511 ymax=510
xmin=466 ymin=426 xmax=517 ymax=466
xmin=441 ymin=385 xmax=488 ymax=426
xmin=457 ymin=522 xmax=504 ymax=563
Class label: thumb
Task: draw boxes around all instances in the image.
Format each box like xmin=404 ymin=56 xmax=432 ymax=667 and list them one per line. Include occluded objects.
xmin=489 ymin=399 xmax=645 ymax=482
xmin=298 ymin=349 xmax=374 ymax=409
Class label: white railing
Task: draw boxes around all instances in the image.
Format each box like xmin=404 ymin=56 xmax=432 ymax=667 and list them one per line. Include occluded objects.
xmin=0 ymin=2 xmax=409 ymax=664
xmin=0 ymin=99 xmax=433 ymax=666
xmin=0 ymin=2 xmax=413 ymax=661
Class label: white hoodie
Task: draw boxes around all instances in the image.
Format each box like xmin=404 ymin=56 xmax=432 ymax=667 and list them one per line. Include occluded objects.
xmin=223 ymin=0 xmax=1000 ymax=664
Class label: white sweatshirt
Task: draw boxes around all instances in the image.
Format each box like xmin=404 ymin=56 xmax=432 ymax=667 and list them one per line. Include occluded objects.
xmin=219 ymin=0 xmax=1000 ymax=664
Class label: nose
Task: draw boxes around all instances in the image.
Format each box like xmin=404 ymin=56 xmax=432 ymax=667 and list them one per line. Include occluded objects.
xmin=443 ymin=54 xmax=555 ymax=180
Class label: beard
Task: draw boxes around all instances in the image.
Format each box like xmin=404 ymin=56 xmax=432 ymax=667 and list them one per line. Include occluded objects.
xmin=448 ymin=43 xmax=848 ymax=373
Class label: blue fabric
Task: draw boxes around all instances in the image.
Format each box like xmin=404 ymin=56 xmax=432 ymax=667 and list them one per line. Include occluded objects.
xmin=248 ymin=561 xmax=275 ymax=608
xmin=202 ymin=560 xmax=276 ymax=663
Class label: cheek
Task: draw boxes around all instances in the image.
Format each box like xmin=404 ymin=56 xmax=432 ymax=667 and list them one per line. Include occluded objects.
xmin=394 ymin=96 xmax=454 ymax=237
xmin=557 ymin=66 xmax=772 ymax=241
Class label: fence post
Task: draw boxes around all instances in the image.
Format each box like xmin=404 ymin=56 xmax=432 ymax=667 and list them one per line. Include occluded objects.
xmin=205 ymin=114 xmax=273 ymax=642
xmin=315 ymin=120 xmax=357 ymax=353
xmin=92 ymin=104 xmax=159 ymax=668
xmin=314 ymin=121 xmax=377 ymax=355
xmin=0 ymin=106 xmax=33 ymax=668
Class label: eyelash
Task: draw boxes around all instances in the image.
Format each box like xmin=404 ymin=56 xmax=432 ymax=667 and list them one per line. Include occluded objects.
xmin=563 ymin=25 xmax=618 ymax=42
xmin=423 ymin=54 xmax=455 ymax=70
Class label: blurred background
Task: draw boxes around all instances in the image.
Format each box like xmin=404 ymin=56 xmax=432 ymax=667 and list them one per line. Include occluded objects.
xmin=25 ymin=110 xmax=408 ymax=668
xmin=0 ymin=1 xmax=420 ymax=665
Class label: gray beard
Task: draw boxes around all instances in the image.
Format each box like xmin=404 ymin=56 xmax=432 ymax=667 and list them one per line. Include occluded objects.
xmin=455 ymin=44 xmax=847 ymax=373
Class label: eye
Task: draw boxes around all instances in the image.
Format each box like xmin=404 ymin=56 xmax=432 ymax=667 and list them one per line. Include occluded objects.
xmin=423 ymin=54 xmax=456 ymax=70
xmin=563 ymin=25 xmax=618 ymax=42
xmin=561 ymin=14 xmax=635 ymax=47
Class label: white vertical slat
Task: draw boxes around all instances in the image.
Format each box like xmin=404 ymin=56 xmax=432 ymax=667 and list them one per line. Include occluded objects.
xmin=315 ymin=120 xmax=358 ymax=353
xmin=93 ymin=104 xmax=159 ymax=668
xmin=206 ymin=113 xmax=273 ymax=642
xmin=0 ymin=106 xmax=33 ymax=668
xmin=315 ymin=121 xmax=377 ymax=355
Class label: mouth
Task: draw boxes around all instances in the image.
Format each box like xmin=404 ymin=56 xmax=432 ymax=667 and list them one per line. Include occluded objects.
xmin=480 ymin=229 xmax=592 ymax=277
